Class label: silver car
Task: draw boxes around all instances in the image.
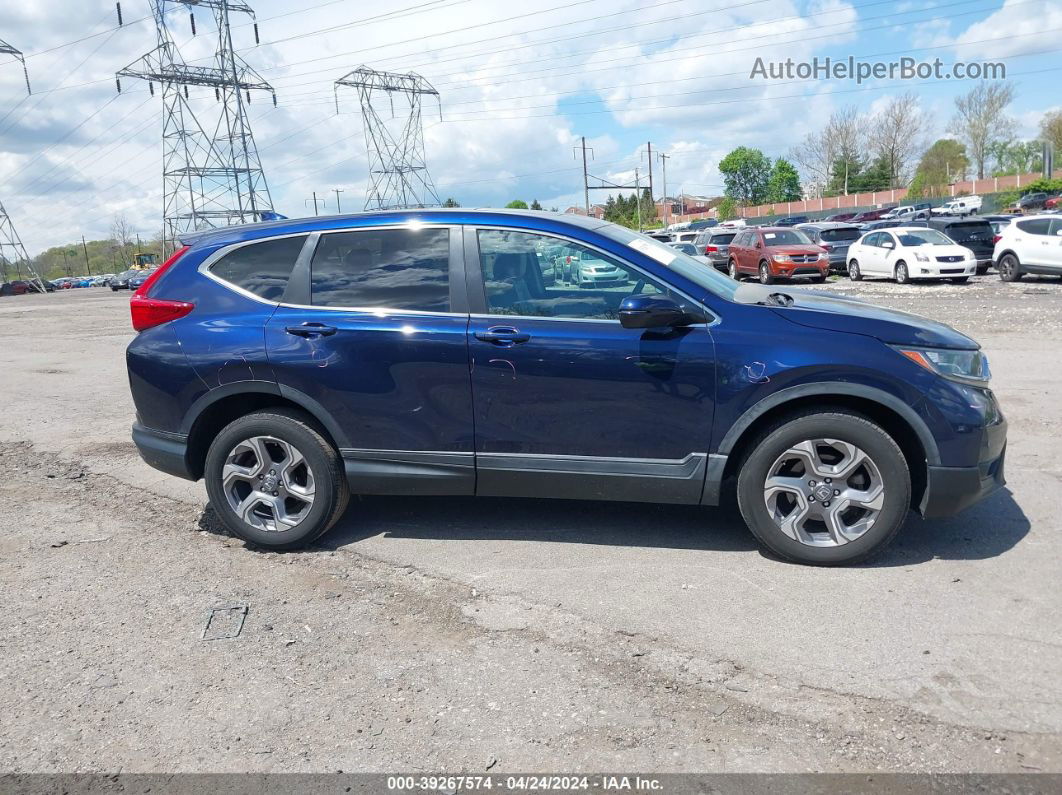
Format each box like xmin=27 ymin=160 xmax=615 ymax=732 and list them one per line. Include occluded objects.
xmin=796 ymin=222 xmax=862 ymax=273
xmin=692 ymin=229 xmax=738 ymax=271
xmin=570 ymin=255 xmax=629 ymax=287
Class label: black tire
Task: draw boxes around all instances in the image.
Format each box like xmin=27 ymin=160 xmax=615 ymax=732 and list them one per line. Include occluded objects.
xmin=736 ymin=410 xmax=911 ymax=566
xmin=758 ymin=261 xmax=774 ymax=285
xmin=998 ymin=253 xmax=1022 ymax=282
xmin=204 ymin=408 xmax=349 ymax=550
xmin=728 ymin=260 xmax=740 ymax=281
xmin=895 ymin=260 xmax=910 ymax=284
xmin=951 ymin=276 xmax=970 ymax=284
xmin=811 ymin=275 xmax=827 ymax=283
xmin=848 ymin=260 xmax=862 ymax=281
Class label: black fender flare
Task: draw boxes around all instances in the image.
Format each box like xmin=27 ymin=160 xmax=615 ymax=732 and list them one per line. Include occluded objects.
xmin=715 ymin=381 xmax=941 ymax=466
xmin=180 ymin=381 xmax=352 ymax=450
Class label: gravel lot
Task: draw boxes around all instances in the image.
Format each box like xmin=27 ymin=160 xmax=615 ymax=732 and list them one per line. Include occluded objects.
xmin=0 ymin=274 xmax=1060 ymax=774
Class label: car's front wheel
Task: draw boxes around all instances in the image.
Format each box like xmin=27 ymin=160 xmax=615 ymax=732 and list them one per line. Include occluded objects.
xmin=736 ymin=410 xmax=911 ymax=565
xmin=204 ymin=409 xmax=349 ymax=550
xmin=894 ymin=260 xmax=910 ymax=284
xmin=759 ymin=262 xmax=774 ymax=285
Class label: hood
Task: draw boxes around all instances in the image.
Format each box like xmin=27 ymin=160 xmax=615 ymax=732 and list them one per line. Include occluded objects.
xmin=731 ymin=283 xmax=977 ymax=350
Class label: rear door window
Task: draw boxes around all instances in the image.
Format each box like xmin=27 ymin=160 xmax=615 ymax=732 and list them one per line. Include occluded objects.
xmin=310 ymin=227 xmax=451 ymax=312
xmin=210 ymin=235 xmax=308 ymax=300
xmin=1016 ymin=219 xmax=1051 ymax=236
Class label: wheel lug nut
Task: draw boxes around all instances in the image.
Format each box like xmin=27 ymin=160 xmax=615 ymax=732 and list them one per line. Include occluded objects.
xmin=270 ymin=469 xmax=276 ymax=475
xmin=809 ymin=480 xmax=816 ymax=487
xmin=273 ymin=491 xmax=278 ymax=496
xmin=825 ymin=478 xmax=831 ymax=483
xmin=834 ymin=489 xmax=840 ymax=496
xmin=823 ymin=501 xmax=831 ymax=507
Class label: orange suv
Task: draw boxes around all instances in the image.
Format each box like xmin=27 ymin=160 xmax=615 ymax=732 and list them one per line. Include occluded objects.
xmin=727 ymin=226 xmax=829 ymax=284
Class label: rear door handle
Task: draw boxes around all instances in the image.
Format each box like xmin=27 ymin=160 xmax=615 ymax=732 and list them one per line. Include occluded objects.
xmin=285 ymin=323 xmax=337 ymax=338
xmin=475 ymin=326 xmax=531 ymax=346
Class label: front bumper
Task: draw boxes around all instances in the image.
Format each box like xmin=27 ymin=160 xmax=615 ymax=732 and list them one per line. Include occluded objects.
xmin=920 ymin=417 xmax=1007 ymax=518
xmin=132 ymin=422 xmax=195 ymax=480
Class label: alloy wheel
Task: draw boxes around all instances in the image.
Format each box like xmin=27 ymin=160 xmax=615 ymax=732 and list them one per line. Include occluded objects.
xmin=849 ymin=261 xmax=861 ymax=281
xmin=728 ymin=262 xmax=738 ymax=280
xmin=762 ymin=438 xmax=884 ymax=547
xmin=221 ymin=435 xmax=316 ymax=532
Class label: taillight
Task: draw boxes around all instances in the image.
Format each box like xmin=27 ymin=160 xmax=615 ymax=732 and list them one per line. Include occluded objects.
xmin=993 ymin=234 xmax=1001 ymax=244
xmin=130 ymin=245 xmax=194 ymax=331
xmin=706 ymin=245 xmax=717 ymax=253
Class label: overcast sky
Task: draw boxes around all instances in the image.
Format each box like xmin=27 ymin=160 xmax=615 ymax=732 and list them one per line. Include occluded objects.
xmin=1 ymin=0 xmax=1059 ymax=256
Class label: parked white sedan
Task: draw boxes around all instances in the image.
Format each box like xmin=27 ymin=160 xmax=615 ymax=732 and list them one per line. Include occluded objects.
xmin=847 ymin=227 xmax=978 ymax=284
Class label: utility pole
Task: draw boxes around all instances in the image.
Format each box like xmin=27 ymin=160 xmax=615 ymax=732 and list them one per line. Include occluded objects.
xmin=574 ymin=137 xmax=592 ymax=216
xmin=645 ymin=141 xmax=654 ymax=207
xmin=635 ymin=168 xmax=642 ymax=231
xmin=305 ymin=192 xmax=325 ymax=216
xmin=332 ymin=188 xmax=344 ymax=214
xmin=658 ymin=151 xmax=669 ymax=228
xmin=81 ymin=235 xmax=92 ymax=276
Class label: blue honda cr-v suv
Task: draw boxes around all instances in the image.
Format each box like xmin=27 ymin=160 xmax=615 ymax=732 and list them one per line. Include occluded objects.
xmin=126 ymin=210 xmax=1006 ymax=565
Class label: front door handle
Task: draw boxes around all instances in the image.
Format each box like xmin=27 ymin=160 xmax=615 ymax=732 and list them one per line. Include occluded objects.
xmin=475 ymin=326 xmax=531 ymax=346
xmin=285 ymin=323 xmax=337 ymax=338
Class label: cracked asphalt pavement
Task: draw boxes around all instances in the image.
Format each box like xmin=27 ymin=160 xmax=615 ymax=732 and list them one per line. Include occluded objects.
xmin=0 ymin=276 xmax=1059 ymax=773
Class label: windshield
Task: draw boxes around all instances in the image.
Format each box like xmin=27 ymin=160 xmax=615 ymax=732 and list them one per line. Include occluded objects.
xmin=761 ymin=229 xmax=812 ymax=245
xmin=943 ymin=222 xmax=993 ymax=243
xmin=599 ymin=224 xmax=739 ymax=300
xmin=820 ymin=227 xmax=861 ymax=242
xmin=896 ymin=230 xmax=952 ymax=246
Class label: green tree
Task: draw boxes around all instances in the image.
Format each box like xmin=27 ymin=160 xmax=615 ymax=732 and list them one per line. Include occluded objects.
xmin=529 ymin=199 xmax=543 ymax=210
xmin=505 ymin=199 xmax=528 ymax=209
xmin=718 ymin=147 xmax=771 ymax=206
xmin=765 ymin=158 xmax=802 ymax=203
xmin=1041 ymin=110 xmax=1062 ymax=160
xmin=910 ymin=139 xmax=968 ymax=197
xmin=988 ymin=139 xmax=1042 ymax=176
xmin=602 ymin=189 xmax=655 ymax=229
xmin=715 ymin=197 xmax=738 ymax=221
xmin=442 ymin=197 xmax=460 ymax=207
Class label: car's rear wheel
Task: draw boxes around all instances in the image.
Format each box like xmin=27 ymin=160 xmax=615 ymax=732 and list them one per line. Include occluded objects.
xmin=998 ymin=253 xmax=1022 ymax=282
xmin=848 ymin=260 xmax=862 ymax=281
xmin=736 ymin=410 xmax=911 ymax=565
xmin=894 ymin=260 xmax=910 ymax=284
xmin=728 ymin=260 xmax=740 ymax=281
xmin=204 ymin=409 xmax=349 ymax=550
xmin=759 ymin=262 xmax=774 ymax=285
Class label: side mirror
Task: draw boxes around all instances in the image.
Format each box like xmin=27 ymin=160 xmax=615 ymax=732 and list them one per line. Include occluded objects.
xmin=619 ymin=295 xmax=701 ymax=329
xmin=754 ymin=241 xmax=763 ymax=249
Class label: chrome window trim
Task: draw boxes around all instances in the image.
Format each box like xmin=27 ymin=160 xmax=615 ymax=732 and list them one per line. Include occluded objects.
xmin=198 ymin=223 xmax=466 ymax=317
xmin=470 ymin=224 xmax=719 ymax=327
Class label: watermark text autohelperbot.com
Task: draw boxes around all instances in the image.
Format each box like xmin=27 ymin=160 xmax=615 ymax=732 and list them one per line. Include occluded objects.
xmin=750 ymin=56 xmax=1006 ymax=83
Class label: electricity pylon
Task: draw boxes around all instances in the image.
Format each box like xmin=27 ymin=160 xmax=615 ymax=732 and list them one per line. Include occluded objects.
xmin=117 ymin=0 xmax=276 ymax=250
xmin=334 ymin=66 xmax=441 ymax=210
xmin=0 ymin=37 xmax=31 ymax=94
xmin=0 ymin=38 xmax=46 ymax=291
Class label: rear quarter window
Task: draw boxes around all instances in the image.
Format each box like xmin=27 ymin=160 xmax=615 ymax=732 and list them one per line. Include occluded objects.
xmin=210 ymin=235 xmax=308 ymax=301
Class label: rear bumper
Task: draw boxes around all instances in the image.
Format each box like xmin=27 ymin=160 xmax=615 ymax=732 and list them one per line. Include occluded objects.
xmin=920 ymin=419 xmax=1007 ymax=518
xmin=132 ymin=422 xmax=195 ymax=481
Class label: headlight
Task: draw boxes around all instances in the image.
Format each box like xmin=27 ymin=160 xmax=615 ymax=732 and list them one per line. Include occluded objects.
xmin=772 ymin=254 xmax=791 ymax=263
xmin=914 ymin=251 xmax=930 ymax=263
xmin=893 ymin=346 xmax=991 ymax=384
xmin=817 ymin=252 xmax=827 ymax=260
